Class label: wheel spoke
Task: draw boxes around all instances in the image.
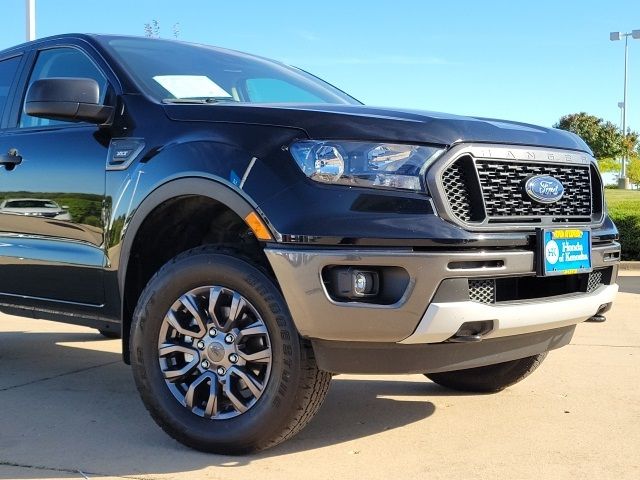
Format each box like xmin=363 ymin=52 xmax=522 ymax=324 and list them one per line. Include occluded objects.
xmin=158 ymin=342 xmax=199 ymax=358
xmin=166 ymin=310 xmax=205 ymax=339
xmin=207 ymin=287 xmax=224 ymax=329
xmin=161 ymin=358 xmax=199 ymax=381
xmin=223 ymin=379 xmax=248 ymax=413
xmin=238 ymin=322 xmax=268 ymax=339
xmin=204 ymin=378 xmax=220 ymax=418
xmin=178 ymin=293 xmax=207 ymax=337
xmin=230 ymin=367 xmax=263 ymax=398
xmin=184 ymin=371 xmax=214 ymax=408
xmin=238 ymin=347 xmax=271 ymax=364
xmin=226 ymin=292 xmax=246 ymax=329
xmin=162 ymin=364 xmax=198 ymax=381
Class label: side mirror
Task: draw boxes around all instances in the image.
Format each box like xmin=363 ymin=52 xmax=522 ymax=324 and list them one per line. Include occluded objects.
xmin=24 ymin=77 xmax=114 ymax=125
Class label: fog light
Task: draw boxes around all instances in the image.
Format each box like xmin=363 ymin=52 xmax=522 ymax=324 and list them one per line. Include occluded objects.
xmin=328 ymin=267 xmax=380 ymax=299
xmin=353 ymin=271 xmax=377 ymax=296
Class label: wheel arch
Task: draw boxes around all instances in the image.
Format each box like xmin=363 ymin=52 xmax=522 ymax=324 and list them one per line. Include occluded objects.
xmin=117 ymin=176 xmax=276 ymax=362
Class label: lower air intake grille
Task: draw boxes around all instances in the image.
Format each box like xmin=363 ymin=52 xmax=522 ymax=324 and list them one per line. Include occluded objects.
xmin=468 ymin=279 xmax=496 ymax=304
xmin=587 ymin=270 xmax=603 ymax=293
xmin=466 ymin=268 xmax=609 ymax=304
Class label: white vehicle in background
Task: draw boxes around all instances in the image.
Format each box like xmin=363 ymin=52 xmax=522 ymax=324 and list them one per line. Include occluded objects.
xmin=0 ymin=198 xmax=72 ymax=221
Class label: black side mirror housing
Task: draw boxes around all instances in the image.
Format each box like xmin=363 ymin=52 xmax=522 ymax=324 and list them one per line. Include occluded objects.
xmin=24 ymin=77 xmax=114 ymax=125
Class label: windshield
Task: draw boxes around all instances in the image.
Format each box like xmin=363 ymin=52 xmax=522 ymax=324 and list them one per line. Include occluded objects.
xmin=105 ymin=37 xmax=360 ymax=105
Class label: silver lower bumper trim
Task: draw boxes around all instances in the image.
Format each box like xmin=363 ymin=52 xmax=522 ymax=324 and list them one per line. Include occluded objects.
xmin=399 ymin=284 xmax=618 ymax=344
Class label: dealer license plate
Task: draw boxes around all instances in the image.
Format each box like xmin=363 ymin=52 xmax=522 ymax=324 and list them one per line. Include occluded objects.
xmin=539 ymin=228 xmax=592 ymax=276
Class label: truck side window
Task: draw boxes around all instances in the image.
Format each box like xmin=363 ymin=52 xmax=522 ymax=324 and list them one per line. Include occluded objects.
xmin=0 ymin=56 xmax=22 ymax=125
xmin=19 ymin=47 xmax=108 ymax=128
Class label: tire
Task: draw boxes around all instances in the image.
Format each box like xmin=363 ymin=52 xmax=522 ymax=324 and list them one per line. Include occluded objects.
xmin=425 ymin=352 xmax=548 ymax=393
xmin=98 ymin=329 xmax=120 ymax=339
xmin=130 ymin=247 xmax=331 ymax=454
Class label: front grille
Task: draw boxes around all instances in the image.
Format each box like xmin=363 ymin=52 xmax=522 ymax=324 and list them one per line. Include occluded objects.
xmin=476 ymin=160 xmax=591 ymax=219
xmin=441 ymin=160 xmax=474 ymax=222
xmin=467 ymin=268 xmax=610 ymax=304
xmin=440 ymin=155 xmax=600 ymax=226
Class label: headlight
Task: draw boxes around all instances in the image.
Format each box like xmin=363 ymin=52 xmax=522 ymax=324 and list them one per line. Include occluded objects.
xmin=289 ymin=140 xmax=443 ymax=192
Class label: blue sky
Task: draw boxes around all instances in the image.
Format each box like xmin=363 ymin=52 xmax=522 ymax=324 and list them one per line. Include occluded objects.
xmin=1 ymin=0 xmax=639 ymax=130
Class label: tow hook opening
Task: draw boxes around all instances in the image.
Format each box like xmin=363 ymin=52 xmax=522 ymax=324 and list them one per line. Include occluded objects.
xmin=447 ymin=320 xmax=494 ymax=343
xmin=586 ymin=302 xmax=612 ymax=323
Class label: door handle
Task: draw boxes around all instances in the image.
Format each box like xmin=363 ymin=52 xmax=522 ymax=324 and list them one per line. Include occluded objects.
xmin=0 ymin=149 xmax=23 ymax=169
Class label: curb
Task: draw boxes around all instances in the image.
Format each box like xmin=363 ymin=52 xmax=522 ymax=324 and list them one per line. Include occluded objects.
xmin=619 ymin=261 xmax=640 ymax=270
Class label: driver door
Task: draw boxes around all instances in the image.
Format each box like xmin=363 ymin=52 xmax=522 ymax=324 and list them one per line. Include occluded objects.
xmin=0 ymin=44 xmax=111 ymax=309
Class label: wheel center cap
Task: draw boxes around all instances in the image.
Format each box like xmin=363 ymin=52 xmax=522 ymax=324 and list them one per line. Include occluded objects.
xmin=207 ymin=342 xmax=226 ymax=362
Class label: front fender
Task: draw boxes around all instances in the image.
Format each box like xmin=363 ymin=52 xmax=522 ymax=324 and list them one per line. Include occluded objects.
xmin=105 ymin=130 xmax=299 ymax=286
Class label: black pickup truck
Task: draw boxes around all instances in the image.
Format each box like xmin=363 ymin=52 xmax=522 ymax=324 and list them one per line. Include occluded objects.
xmin=0 ymin=34 xmax=620 ymax=454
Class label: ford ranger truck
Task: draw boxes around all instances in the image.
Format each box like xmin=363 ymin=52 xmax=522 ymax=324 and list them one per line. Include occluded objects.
xmin=0 ymin=34 xmax=620 ymax=454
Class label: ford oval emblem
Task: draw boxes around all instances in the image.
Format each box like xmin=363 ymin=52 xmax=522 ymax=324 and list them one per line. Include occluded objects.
xmin=524 ymin=175 xmax=564 ymax=203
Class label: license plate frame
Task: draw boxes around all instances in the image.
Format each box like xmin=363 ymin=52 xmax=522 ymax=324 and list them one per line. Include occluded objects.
xmin=537 ymin=228 xmax=592 ymax=277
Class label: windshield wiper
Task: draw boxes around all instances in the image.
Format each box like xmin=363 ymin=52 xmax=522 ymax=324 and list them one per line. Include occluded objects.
xmin=162 ymin=97 xmax=233 ymax=104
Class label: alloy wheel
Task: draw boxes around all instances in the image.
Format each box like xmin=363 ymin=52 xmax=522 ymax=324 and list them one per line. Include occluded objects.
xmin=158 ymin=286 xmax=272 ymax=420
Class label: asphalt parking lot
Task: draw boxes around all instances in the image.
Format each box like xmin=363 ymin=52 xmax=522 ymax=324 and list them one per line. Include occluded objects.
xmin=1 ymin=272 xmax=638 ymax=480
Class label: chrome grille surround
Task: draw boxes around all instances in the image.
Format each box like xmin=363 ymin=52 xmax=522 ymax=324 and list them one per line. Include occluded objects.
xmin=426 ymin=144 xmax=605 ymax=231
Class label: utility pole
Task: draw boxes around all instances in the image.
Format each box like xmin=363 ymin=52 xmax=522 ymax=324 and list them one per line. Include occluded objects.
xmin=26 ymin=0 xmax=36 ymax=41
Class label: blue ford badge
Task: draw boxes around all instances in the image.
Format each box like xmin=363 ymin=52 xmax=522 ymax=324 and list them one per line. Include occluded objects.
xmin=524 ymin=175 xmax=564 ymax=203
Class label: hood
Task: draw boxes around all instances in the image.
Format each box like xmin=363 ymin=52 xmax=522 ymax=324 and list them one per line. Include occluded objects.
xmin=163 ymin=103 xmax=591 ymax=154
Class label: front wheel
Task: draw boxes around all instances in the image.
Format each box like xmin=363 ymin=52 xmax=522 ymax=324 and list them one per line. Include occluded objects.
xmin=425 ymin=353 xmax=547 ymax=393
xmin=130 ymin=248 xmax=331 ymax=454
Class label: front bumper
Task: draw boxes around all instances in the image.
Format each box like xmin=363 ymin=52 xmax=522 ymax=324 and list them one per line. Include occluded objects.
xmin=264 ymin=243 xmax=620 ymax=343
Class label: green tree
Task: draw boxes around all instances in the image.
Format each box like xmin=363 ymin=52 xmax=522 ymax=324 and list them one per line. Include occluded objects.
xmin=554 ymin=113 xmax=630 ymax=173
xmin=627 ymin=155 xmax=640 ymax=187
xmin=622 ymin=129 xmax=639 ymax=159
xmin=597 ymin=157 xmax=620 ymax=173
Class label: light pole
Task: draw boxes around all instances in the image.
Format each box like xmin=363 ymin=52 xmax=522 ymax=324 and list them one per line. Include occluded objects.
xmin=610 ymin=29 xmax=640 ymax=189
xmin=618 ymin=101 xmax=624 ymax=130
xmin=26 ymin=0 xmax=36 ymax=41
